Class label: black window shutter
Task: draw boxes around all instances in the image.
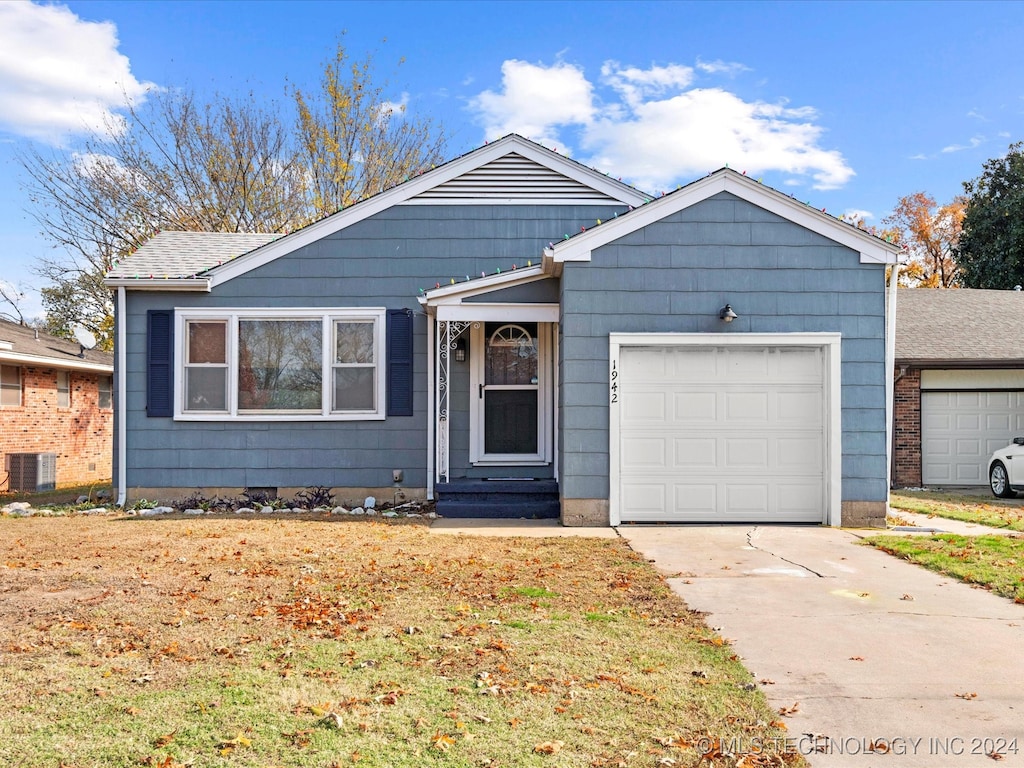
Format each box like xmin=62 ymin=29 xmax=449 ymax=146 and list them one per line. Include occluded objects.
xmin=386 ymin=309 xmax=414 ymax=417
xmin=147 ymin=310 xmax=174 ymax=417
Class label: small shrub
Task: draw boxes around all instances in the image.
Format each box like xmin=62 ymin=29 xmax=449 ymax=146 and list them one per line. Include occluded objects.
xmin=291 ymin=486 xmax=334 ymax=509
xmin=130 ymin=498 xmax=157 ymax=510
xmin=239 ymin=488 xmax=279 ymax=508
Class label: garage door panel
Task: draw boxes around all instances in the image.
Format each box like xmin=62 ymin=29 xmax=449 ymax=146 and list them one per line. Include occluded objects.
xmin=673 ymin=438 xmax=717 ymax=468
xmin=725 ymin=484 xmax=770 ymax=513
xmin=622 ymin=390 xmax=666 ymax=421
xmin=922 ymin=389 xmax=1024 ymax=486
xmin=618 ymin=344 xmax=826 ymax=523
xmin=724 ymin=438 xmax=769 ymax=469
xmin=725 ymin=392 xmax=769 ymax=422
xmin=778 ymin=391 xmax=823 ymax=422
xmin=776 ymin=437 xmax=823 ymax=470
xmin=620 ymin=437 xmax=666 ymax=469
xmin=673 ymin=484 xmax=716 ymax=514
xmin=672 ymin=392 xmax=718 ymax=422
xmin=620 ymin=483 xmax=665 ymax=514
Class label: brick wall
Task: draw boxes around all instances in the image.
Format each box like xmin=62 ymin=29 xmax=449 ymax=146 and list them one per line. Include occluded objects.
xmin=1 ymin=366 xmax=112 ymax=492
xmin=892 ymin=366 xmax=921 ymax=488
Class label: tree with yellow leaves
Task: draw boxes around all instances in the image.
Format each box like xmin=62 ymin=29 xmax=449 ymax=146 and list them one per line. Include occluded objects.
xmin=883 ymin=192 xmax=965 ymax=288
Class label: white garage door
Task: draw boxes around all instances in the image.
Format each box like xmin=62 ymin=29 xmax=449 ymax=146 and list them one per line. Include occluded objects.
xmin=617 ymin=345 xmax=826 ymax=523
xmin=921 ymin=391 xmax=1024 ymax=485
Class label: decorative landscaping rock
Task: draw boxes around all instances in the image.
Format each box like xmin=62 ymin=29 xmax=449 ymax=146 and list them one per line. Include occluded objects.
xmin=183 ymin=508 xmax=205 ymax=515
xmin=331 ymin=506 xmax=349 ymax=515
xmin=364 ymin=496 xmax=376 ymax=509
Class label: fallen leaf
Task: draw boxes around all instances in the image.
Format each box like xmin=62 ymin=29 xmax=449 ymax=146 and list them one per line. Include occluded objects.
xmin=901 ymin=594 xmax=915 ymax=601
xmin=954 ymin=692 xmax=978 ymax=700
xmin=988 ymin=751 xmax=1004 ymax=761
xmin=534 ymin=740 xmax=565 ymax=755
xmin=153 ymin=730 xmax=177 ymax=747
xmin=849 ymin=656 xmax=865 ymax=661
xmin=430 ymin=731 xmax=457 ymax=752
xmin=779 ymin=702 xmax=800 ymax=716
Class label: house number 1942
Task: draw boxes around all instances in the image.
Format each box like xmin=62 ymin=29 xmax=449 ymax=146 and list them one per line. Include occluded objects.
xmin=610 ymin=360 xmax=618 ymax=404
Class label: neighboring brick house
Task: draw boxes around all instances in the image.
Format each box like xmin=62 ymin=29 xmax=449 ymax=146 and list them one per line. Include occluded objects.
xmin=893 ymin=289 xmax=1024 ymax=488
xmin=0 ymin=319 xmax=114 ymax=492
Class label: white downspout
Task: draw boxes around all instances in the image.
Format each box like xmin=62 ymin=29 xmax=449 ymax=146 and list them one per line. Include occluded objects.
xmin=885 ymin=262 xmax=900 ymax=497
xmin=115 ymin=286 xmax=127 ymax=508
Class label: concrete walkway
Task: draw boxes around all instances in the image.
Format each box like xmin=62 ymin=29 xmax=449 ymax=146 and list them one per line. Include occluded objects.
xmin=431 ymin=517 xmax=1024 ymax=766
xmin=618 ymin=525 xmax=1024 ymax=767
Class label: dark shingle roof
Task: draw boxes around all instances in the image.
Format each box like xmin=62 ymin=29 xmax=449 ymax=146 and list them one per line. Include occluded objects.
xmin=0 ymin=318 xmax=113 ymax=370
xmin=895 ymin=288 xmax=1024 ymax=364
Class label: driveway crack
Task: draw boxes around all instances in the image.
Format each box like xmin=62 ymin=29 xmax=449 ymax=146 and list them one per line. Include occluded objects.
xmin=746 ymin=527 xmax=828 ymax=578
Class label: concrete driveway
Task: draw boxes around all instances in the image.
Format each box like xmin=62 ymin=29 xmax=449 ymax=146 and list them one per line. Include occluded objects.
xmin=618 ymin=525 xmax=1024 ymax=767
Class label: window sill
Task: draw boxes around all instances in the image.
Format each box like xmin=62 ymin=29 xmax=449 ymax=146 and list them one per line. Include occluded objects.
xmin=175 ymin=413 xmax=386 ymax=422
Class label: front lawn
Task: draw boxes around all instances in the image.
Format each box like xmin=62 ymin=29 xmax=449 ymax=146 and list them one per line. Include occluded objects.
xmin=866 ymin=533 xmax=1024 ymax=602
xmin=889 ymin=490 xmax=1024 ymax=532
xmin=0 ymin=515 xmax=798 ymax=767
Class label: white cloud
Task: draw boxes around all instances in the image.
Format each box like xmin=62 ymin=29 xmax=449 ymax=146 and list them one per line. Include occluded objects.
xmin=378 ymin=92 xmax=410 ymax=122
xmin=469 ymin=58 xmax=853 ymax=192
xmin=0 ymin=2 xmax=155 ymax=144
xmin=695 ymin=58 xmax=751 ymax=76
xmin=941 ymin=135 xmax=984 ymax=153
xmin=966 ymin=108 xmax=988 ymax=122
xmin=469 ymin=59 xmax=595 ymax=147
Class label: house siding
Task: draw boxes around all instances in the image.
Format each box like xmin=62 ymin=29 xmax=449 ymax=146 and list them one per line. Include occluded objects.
xmin=121 ymin=204 xmax=625 ymax=499
xmin=1 ymin=366 xmax=112 ymax=491
xmin=559 ymin=191 xmax=889 ymax=512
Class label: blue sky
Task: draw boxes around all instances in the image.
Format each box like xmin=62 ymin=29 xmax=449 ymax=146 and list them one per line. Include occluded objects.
xmin=1 ymin=0 xmax=1022 ymax=318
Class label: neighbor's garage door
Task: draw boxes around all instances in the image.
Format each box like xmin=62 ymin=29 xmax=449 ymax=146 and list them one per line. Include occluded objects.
xmin=617 ymin=345 xmax=826 ymax=523
xmin=921 ymin=390 xmax=1024 ymax=485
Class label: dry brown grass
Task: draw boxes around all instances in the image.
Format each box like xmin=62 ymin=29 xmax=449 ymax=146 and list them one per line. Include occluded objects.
xmin=0 ymin=514 xmax=799 ymax=767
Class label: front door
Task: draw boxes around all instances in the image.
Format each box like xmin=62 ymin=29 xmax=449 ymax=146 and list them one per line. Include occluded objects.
xmin=470 ymin=321 xmax=552 ymax=465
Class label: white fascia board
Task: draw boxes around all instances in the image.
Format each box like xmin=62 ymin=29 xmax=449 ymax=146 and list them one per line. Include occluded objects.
xmin=208 ymin=136 xmax=649 ymax=288
xmin=402 ymin=197 xmax=632 ymax=206
xmin=436 ymin=303 xmax=559 ymax=322
xmin=0 ymin=351 xmax=113 ymax=374
xmin=552 ymin=171 xmax=900 ymax=265
xmin=422 ymin=265 xmax=548 ymax=305
xmin=103 ymin=278 xmax=211 ymax=291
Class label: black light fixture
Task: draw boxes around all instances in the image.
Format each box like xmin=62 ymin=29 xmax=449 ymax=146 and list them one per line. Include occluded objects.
xmin=454 ymin=338 xmax=467 ymax=362
xmin=718 ymin=304 xmax=738 ymax=323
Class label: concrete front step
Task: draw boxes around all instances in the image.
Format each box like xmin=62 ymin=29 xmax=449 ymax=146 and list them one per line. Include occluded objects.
xmin=435 ymin=479 xmax=560 ymax=519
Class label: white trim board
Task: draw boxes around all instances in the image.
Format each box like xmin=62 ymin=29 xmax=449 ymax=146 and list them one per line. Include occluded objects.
xmin=547 ymin=170 xmax=901 ymax=266
xmin=607 ymin=332 xmax=842 ymax=526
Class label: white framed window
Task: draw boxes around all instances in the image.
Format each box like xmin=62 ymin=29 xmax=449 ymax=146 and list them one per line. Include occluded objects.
xmin=1 ymin=364 xmax=21 ymax=407
xmin=175 ymin=308 xmax=387 ymax=421
xmin=57 ymin=370 xmax=71 ymax=408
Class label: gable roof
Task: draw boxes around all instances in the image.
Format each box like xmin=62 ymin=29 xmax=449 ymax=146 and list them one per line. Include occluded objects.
xmin=104 ymin=135 xmax=649 ymax=292
xmin=895 ymin=288 xmax=1024 ymax=365
xmin=544 ymin=168 xmax=901 ymax=267
xmin=105 ymin=231 xmax=281 ymax=290
xmin=0 ymin=319 xmax=113 ymax=373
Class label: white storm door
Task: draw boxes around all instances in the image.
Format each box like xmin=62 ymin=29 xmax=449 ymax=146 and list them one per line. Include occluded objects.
xmin=469 ymin=321 xmax=551 ymax=465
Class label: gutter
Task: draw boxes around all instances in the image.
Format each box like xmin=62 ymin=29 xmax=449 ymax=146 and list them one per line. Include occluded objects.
xmin=116 ymin=286 xmax=127 ymax=509
xmin=103 ymin=278 xmax=211 ymax=292
xmin=0 ymin=351 xmax=112 ymax=374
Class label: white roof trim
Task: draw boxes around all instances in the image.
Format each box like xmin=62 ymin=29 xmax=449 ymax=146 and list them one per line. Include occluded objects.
xmin=437 ymin=303 xmax=559 ymax=322
xmin=104 ymin=277 xmax=212 ymax=291
xmin=419 ymin=265 xmax=548 ymax=306
xmin=545 ymin=170 xmax=901 ymax=266
xmin=0 ymin=350 xmax=113 ymax=374
xmin=208 ymin=135 xmax=649 ymax=289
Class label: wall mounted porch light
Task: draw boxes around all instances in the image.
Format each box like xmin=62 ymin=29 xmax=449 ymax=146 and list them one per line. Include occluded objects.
xmin=718 ymin=304 xmax=738 ymax=323
xmin=454 ymin=337 xmax=467 ymax=362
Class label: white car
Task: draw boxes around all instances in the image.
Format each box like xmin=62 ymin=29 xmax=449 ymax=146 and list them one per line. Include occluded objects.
xmin=989 ymin=438 xmax=1024 ymax=498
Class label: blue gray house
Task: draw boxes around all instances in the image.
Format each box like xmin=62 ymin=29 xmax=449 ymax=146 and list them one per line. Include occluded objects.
xmin=105 ymin=135 xmax=900 ymax=526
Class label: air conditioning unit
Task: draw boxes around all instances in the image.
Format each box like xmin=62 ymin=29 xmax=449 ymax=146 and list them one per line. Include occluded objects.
xmin=7 ymin=453 xmax=57 ymax=493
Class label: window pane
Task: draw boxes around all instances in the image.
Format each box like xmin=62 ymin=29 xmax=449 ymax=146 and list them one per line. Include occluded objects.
xmin=186 ymin=368 xmax=227 ymax=411
xmin=188 ymin=321 xmax=226 ymax=364
xmin=335 ymin=321 xmax=375 ymax=364
xmin=98 ymin=376 xmax=112 ymax=409
xmin=485 ymin=324 xmax=538 ymax=385
xmin=238 ymin=320 xmax=322 ymax=411
xmin=0 ymin=365 xmax=20 ymax=406
xmin=57 ymin=371 xmax=70 ymax=407
xmin=333 ymin=367 xmax=374 ymax=411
